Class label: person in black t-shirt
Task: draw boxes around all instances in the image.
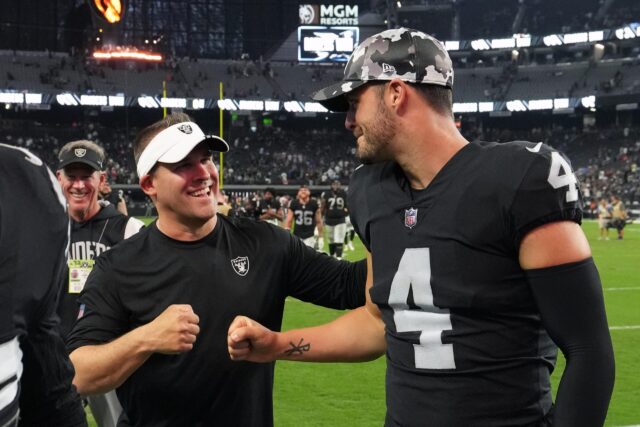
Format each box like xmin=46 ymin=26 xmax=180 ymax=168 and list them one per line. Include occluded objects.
xmin=228 ymin=28 xmax=614 ymax=426
xmin=67 ymin=113 xmax=366 ymax=427
xmin=56 ymin=140 xmax=144 ymax=427
xmin=99 ymin=179 xmax=128 ymax=216
xmin=255 ymin=187 xmax=284 ymax=226
xmin=0 ymin=144 xmax=86 ymax=427
xmin=321 ymin=180 xmax=349 ymax=259
xmin=285 ymin=185 xmax=323 ymax=249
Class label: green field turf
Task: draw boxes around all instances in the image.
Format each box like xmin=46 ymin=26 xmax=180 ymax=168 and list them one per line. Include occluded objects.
xmin=87 ymin=220 xmax=638 ymax=426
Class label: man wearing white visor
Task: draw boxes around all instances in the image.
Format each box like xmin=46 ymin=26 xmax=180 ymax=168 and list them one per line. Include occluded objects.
xmin=66 ymin=112 xmax=368 ymax=426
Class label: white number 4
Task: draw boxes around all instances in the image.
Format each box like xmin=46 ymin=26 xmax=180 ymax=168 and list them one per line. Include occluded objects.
xmin=388 ymin=248 xmax=456 ymax=370
xmin=547 ymin=152 xmax=579 ymax=202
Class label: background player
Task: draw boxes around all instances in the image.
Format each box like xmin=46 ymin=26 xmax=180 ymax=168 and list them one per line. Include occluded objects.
xmin=321 ymin=180 xmax=349 ymax=259
xmin=285 ymin=185 xmax=323 ymax=249
xmin=610 ymin=194 xmax=627 ymax=239
xmin=99 ymin=178 xmax=129 ymax=216
xmin=0 ymin=144 xmax=87 ymax=427
xmin=228 ymin=28 xmax=615 ymax=426
xmin=256 ymin=187 xmax=284 ymax=226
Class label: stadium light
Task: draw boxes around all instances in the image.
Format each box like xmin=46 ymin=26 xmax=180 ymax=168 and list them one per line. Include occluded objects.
xmin=137 ymin=96 xmax=159 ymax=108
xmin=237 ymin=100 xmax=265 ymax=111
xmin=581 ymin=96 xmax=596 ymax=108
xmin=80 ymin=95 xmax=108 ymax=106
xmin=303 ymin=102 xmax=328 ymax=113
xmin=93 ymin=50 xmax=163 ymax=62
xmin=160 ymin=97 xmax=187 ymax=109
xmin=264 ymin=101 xmax=280 ymax=111
xmin=0 ymin=93 xmax=23 ymax=104
xmin=217 ymin=99 xmax=238 ymax=111
xmin=452 ymin=102 xmax=478 ymax=113
xmin=506 ymin=100 xmax=527 ymax=112
xmin=528 ymin=99 xmax=553 ymax=110
xmin=471 ymin=39 xmax=491 ymax=51
xmin=24 ymin=93 xmax=42 ymax=104
xmin=478 ymin=102 xmax=494 ymax=113
xmin=543 ymin=35 xmax=563 ymax=46
xmin=108 ymin=95 xmax=125 ymax=107
xmin=56 ymin=93 xmax=79 ymax=106
xmin=191 ymin=99 xmax=206 ymax=109
xmin=444 ymin=41 xmax=460 ymax=51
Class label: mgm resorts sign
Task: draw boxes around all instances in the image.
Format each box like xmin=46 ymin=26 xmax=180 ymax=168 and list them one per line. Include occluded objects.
xmin=299 ymin=4 xmax=358 ymax=26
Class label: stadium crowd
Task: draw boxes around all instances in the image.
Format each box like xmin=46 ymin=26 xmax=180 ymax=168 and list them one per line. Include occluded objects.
xmin=2 ymin=119 xmax=639 ymax=212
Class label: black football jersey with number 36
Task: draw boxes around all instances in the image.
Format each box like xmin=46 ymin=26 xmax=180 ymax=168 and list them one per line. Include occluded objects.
xmin=348 ymin=141 xmax=583 ymax=426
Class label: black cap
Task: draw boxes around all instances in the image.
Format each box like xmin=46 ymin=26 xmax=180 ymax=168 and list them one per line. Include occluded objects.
xmin=58 ymin=145 xmax=105 ymax=171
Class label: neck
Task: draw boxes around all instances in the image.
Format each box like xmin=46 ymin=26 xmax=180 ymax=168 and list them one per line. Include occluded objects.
xmin=394 ymin=114 xmax=468 ymax=190
xmin=156 ymin=214 xmax=218 ymax=241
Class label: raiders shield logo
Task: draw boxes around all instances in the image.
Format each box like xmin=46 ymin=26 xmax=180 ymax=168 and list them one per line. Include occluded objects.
xmin=177 ymin=124 xmax=193 ymax=134
xmin=74 ymin=148 xmax=87 ymax=158
xmin=231 ymin=256 xmax=249 ymax=276
xmin=404 ymin=207 xmax=418 ymax=229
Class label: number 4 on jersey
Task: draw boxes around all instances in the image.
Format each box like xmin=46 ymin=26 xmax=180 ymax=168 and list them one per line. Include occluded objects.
xmin=388 ymin=248 xmax=456 ymax=370
xmin=547 ymin=152 xmax=579 ymax=202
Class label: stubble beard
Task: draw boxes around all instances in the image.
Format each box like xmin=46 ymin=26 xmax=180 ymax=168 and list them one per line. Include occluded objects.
xmin=355 ymin=101 xmax=396 ymax=164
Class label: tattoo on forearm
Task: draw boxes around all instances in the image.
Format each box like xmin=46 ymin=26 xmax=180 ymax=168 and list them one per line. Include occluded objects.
xmin=284 ymin=338 xmax=311 ymax=357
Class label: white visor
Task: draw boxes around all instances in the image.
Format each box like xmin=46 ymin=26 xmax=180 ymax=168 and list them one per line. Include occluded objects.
xmin=136 ymin=121 xmax=229 ymax=177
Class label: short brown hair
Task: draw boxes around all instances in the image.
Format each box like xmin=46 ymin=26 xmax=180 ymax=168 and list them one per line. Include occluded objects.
xmin=133 ymin=112 xmax=195 ymax=163
xmin=374 ymin=82 xmax=452 ymax=118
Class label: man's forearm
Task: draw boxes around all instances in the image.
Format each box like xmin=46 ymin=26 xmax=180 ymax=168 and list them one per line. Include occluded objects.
xmin=229 ymin=306 xmax=386 ymax=363
xmin=70 ymin=325 xmax=153 ymax=395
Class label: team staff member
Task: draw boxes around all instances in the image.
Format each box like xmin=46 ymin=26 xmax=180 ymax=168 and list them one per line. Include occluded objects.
xmin=56 ymin=140 xmax=144 ymax=427
xmin=321 ymin=180 xmax=349 ymax=258
xmin=228 ymin=28 xmax=615 ymax=426
xmin=66 ymin=113 xmax=367 ymax=427
xmin=0 ymin=144 xmax=86 ymax=426
xmin=285 ymin=185 xmax=323 ymax=249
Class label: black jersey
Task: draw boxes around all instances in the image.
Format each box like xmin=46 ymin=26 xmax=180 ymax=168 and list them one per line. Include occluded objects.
xmin=321 ymin=189 xmax=348 ymax=225
xmin=57 ymin=204 xmax=143 ymax=338
xmin=67 ymin=216 xmax=366 ymax=427
xmin=289 ymin=198 xmax=320 ymax=239
xmin=348 ymin=141 xmax=582 ymax=426
xmin=0 ymin=144 xmax=86 ymax=426
xmin=255 ymin=198 xmax=281 ymax=221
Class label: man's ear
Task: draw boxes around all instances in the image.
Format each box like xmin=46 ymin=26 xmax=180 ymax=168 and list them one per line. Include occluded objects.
xmin=139 ymin=174 xmax=157 ymax=198
xmin=387 ymin=79 xmax=409 ymax=112
xmin=56 ymin=170 xmax=63 ymax=184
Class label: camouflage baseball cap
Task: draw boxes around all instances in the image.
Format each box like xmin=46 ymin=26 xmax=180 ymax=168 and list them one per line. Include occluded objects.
xmin=311 ymin=28 xmax=454 ymax=112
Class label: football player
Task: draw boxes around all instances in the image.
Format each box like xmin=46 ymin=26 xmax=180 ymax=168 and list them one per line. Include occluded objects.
xmin=321 ymin=180 xmax=349 ymax=258
xmin=0 ymin=144 xmax=86 ymax=426
xmin=256 ymin=187 xmax=284 ymax=226
xmin=286 ymin=185 xmax=323 ymax=249
xmin=228 ymin=28 xmax=615 ymax=426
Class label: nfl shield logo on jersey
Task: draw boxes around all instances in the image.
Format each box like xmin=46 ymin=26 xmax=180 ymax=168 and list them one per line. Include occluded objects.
xmin=404 ymin=208 xmax=418 ymax=229
xmin=231 ymin=256 xmax=249 ymax=276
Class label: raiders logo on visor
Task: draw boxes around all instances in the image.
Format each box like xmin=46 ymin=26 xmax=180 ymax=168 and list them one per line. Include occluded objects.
xmin=178 ymin=124 xmax=193 ymax=134
xmin=74 ymin=148 xmax=87 ymax=157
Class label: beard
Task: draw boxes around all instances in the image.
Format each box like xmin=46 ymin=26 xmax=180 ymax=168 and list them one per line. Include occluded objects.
xmin=355 ymin=100 xmax=396 ymax=164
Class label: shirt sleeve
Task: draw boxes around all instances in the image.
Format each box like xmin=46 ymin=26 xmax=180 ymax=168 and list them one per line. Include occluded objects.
xmin=509 ymin=145 xmax=583 ymax=246
xmin=66 ymin=255 xmax=129 ymax=353
xmin=284 ymin=231 xmax=367 ymax=309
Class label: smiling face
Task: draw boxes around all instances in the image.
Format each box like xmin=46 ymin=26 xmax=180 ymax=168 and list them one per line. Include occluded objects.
xmin=345 ymin=83 xmax=396 ymax=164
xmin=57 ymin=164 xmax=104 ymax=222
xmin=143 ymin=143 xmax=219 ymax=231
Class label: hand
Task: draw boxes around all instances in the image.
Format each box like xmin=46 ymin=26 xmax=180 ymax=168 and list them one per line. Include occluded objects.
xmin=143 ymin=304 xmax=200 ymax=354
xmin=227 ymin=316 xmax=278 ymax=363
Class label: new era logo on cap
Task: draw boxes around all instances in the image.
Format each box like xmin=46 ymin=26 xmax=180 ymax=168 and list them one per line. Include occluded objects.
xmin=382 ymin=63 xmax=396 ymax=74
